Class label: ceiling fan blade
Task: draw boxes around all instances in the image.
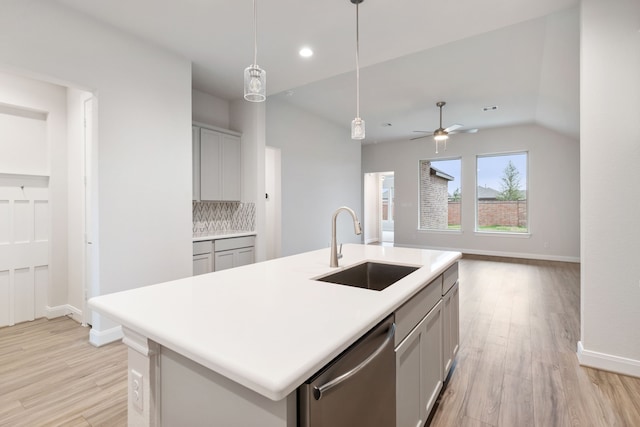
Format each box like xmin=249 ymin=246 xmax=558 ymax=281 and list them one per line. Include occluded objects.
xmin=449 ymin=128 xmax=479 ymax=135
xmin=444 ymin=123 xmax=463 ymax=132
xmin=412 ymin=130 xmax=434 ymax=134
xmin=410 ymin=134 xmax=433 ymax=141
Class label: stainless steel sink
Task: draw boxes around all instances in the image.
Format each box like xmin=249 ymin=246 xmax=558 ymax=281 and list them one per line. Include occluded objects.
xmin=315 ymin=261 xmax=420 ymax=291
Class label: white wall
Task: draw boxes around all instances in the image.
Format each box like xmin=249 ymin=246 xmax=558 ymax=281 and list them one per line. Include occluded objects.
xmin=362 ymin=124 xmax=580 ymax=261
xmin=266 ymin=98 xmax=362 ymax=256
xmin=193 ymin=90 xmax=231 ymax=129
xmin=0 ymin=0 xmax=193 ymax=344
xmin=230 ymin=99 xmax=267 ymax=262
xmin=578 ymin=0 xmax=640 ymax=376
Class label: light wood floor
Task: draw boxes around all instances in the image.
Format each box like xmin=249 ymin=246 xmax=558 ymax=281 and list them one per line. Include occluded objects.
xmin=0 ymin=317 xmax=127 ymax=426
xmin=430 ymin=255 xmax=640 ymax=427
xmin=1 ymin=257 xmax=639 ymax=426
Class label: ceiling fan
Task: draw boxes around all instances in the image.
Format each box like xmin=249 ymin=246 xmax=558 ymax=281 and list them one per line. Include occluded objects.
xmin=411 ymin=101 xmax=478 ymax=153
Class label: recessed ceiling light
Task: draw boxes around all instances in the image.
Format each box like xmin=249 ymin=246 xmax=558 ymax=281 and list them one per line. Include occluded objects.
xmin=299 ymin=47 xmax=313 ymax=58
xmin=482 ymin=105 xmax=498 ymax=112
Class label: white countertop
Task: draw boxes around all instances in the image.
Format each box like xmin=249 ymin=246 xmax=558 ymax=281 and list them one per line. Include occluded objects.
xmin=192 ymin=230 xmax=256 ymax=242
xmin=89 ymin=244 xmax=461 ymax=401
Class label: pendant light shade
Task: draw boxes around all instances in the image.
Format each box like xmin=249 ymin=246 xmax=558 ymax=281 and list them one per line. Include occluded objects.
xmin=244 ymin=0 xmax=266 ymax=102
xmin=350 ymin=0 xmax=365 ymax=140
xmin=244 ymin=65 xmax=266 ymax=102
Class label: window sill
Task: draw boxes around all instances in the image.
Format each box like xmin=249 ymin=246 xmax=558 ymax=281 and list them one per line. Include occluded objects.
xmin=474 ymin=231 xmax=531 ymax=238
xmin=416 ymin=228 xmax=463 ymax=235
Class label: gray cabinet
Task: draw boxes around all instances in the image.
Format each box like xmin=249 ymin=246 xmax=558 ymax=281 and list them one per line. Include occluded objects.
xmin=193 ymin=241 xmax=213 ymax=276
xmin=193 ymin=124 xmax=241 ymax=202
xmin=213 ymin=236 xmax=255 ymax=271
xmin=442 ymin=263 xmax=460 ymax=380
xmin=395 ymin=262 xmax=458 ymax=426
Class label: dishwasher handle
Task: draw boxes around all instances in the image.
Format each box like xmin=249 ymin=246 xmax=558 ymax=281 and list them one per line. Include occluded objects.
xmin=313 ymin=322 xmax=396 ymax=400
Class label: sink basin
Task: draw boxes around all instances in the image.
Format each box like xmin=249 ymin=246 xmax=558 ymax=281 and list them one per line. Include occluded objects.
xmin=315 ymin=261 xmax=420 ymax=291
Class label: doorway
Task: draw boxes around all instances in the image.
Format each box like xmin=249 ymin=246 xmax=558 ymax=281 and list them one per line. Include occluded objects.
xmin=265 ymin=146 xmax=281 ymax=260
xmin=363 ymin=171 xmax=394 ymax=245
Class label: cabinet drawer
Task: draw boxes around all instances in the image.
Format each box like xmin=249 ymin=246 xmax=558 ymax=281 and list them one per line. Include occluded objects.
xmin=442 ymin=262 xmax=458 ymax=295
xmin=193 ymin=241 xmax=212 ymax=255
xmin=395 ymin=275 xmax=443 ymax=347
xmin=214 ymin=236 xmax=255 ymax=252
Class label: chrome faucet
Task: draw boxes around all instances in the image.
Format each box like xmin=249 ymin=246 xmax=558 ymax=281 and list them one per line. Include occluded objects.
xmin=330 ymin=206 xmax=362 ymax=267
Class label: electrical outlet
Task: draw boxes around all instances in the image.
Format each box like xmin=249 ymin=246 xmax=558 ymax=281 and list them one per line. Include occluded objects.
xmin=131 ymin=369 xmax=143 ymax=412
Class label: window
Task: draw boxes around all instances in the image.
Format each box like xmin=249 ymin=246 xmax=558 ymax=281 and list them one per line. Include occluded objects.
xmin=476 ymin=152 xmax=528 ymax=233
xmin=419 ymin=158 xmax=462 ymax=231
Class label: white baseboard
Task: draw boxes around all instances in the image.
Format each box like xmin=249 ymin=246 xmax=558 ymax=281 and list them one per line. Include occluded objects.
xmin=577 ymin=341 xmax=640 ymax=378
xmin=45 ymin=304 xmax=83 ymax=323
xmin=399 ymin=244 xmax=580 ymax=263
xmin=89 ymin=325 xmax=123 ymax=347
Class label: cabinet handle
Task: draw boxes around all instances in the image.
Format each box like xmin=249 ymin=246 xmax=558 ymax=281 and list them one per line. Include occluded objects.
xmin=313 ymin=322 xmax=396 ymax=400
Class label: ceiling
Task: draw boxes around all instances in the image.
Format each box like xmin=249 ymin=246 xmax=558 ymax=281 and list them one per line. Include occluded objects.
xmin=53 ymin=0 xmax=580 ymax=143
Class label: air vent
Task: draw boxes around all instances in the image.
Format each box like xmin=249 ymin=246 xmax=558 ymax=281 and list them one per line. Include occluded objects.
xmin=482 ymin=105 xmax=498 ymax=112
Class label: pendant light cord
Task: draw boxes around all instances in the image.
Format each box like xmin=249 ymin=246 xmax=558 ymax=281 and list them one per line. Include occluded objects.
xmin=253 ymin=0 xmax=258 ymax=66
xmin=355 ymin=1 xmax=360 ymax=118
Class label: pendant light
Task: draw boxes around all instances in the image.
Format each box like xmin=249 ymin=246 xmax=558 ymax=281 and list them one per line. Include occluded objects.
xmin=244 ymin=0 xmax=266 ymax=102
xmin=350 ymin=0 xmax=365 ymax=140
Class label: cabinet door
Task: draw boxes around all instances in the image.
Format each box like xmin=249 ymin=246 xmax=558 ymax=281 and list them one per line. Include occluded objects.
xmin=193 ymin=253 xmax=212 ymax=276
xmin=192 ymin=126 xmax=200 ymax=201
xmin=442 ymin=281 xmax=460 ymax=379
xmin=422 ymin=300 xmax=443 ymax=417
xmin=200 ymin=128 xmax=222 ymax=201
xmin=442 ymin=287 xmax=452 ymax=378
xmin=451 ymin=281 xmax=460 ymax=360
xmin=235 ymin=247 xmax=254 ymax=267
xmin=396 ymin=320 xmax=426 ymax=427
xmin=214 ymin=250 xmax=235 ymax=271
xmin=221 ymin=134 xmax=241 ymax=201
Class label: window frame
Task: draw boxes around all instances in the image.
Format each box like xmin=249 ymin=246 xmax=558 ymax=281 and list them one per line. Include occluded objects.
xmin=417 ymin=157 xmax=463 ymax=233
xmin=474 ymin=151 xmax=530 ymax=236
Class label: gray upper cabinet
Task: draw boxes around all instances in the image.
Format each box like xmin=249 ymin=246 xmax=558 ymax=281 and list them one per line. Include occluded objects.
xmin=193 ymin=124 xmax=241 ymax=202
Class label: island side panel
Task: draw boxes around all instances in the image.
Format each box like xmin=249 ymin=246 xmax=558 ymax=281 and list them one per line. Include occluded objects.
xmin=160 ymin=346 xmax=296 ymax=427
xmin=122 ymin=327 xmax=161 ymax=426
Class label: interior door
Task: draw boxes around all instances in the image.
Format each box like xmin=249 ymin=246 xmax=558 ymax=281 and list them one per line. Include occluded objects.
xmin=0 ymin=178 xmax=50 ymax=327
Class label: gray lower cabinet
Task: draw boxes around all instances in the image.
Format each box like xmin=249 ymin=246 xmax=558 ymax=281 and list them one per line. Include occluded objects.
xmin=442 ymin=280 xmax=460 ymax=379
xmin=396 ymin=300 xmax=443 ymax=427
xmin=395 ymin=262 xmax=459 ymax=427
xmin=193 ymin=236 xmax=255 ymax=275
xmin=213 ymin=236 xmax=255 ymax=271
xmin=192 ymin=241 xmax=213 ymax=276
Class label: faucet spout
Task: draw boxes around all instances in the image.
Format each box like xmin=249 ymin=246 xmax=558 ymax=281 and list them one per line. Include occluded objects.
xmin=330 ymin=206 xmax=362 ymax=267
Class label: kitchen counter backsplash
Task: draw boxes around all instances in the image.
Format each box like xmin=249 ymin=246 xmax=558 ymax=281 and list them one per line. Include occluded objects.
xmin=193 ymin=201 xmax=255 ymax=235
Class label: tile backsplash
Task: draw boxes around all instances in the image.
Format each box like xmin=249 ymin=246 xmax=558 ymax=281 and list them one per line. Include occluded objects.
xmin=193 ymin=201 xmax=255 ymax=235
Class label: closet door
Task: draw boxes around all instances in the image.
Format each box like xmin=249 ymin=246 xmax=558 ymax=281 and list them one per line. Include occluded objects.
xmin=0 ymin=181 xmax=49 ymax=327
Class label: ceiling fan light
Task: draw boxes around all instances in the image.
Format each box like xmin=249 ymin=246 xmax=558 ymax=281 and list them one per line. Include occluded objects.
xmin=352 ymin=117 xmax=365 ymax=140
xmin=434 ymin=134 xmax=448 ymax=142
xmin=244 ymin=65 xmax=266 ymax=102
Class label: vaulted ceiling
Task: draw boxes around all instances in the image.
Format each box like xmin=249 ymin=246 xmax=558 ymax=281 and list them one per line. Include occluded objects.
xmin=54 ymin=0 xmax=580 ymax=143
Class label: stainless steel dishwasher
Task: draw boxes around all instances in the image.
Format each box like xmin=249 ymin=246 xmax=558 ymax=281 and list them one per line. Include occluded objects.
xmin=298 ymin=314 xmax=396 ymax=427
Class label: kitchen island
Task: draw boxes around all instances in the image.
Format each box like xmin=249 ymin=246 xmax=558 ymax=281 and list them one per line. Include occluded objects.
xmin=89 ymin=244 xmax=461 ymax=426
